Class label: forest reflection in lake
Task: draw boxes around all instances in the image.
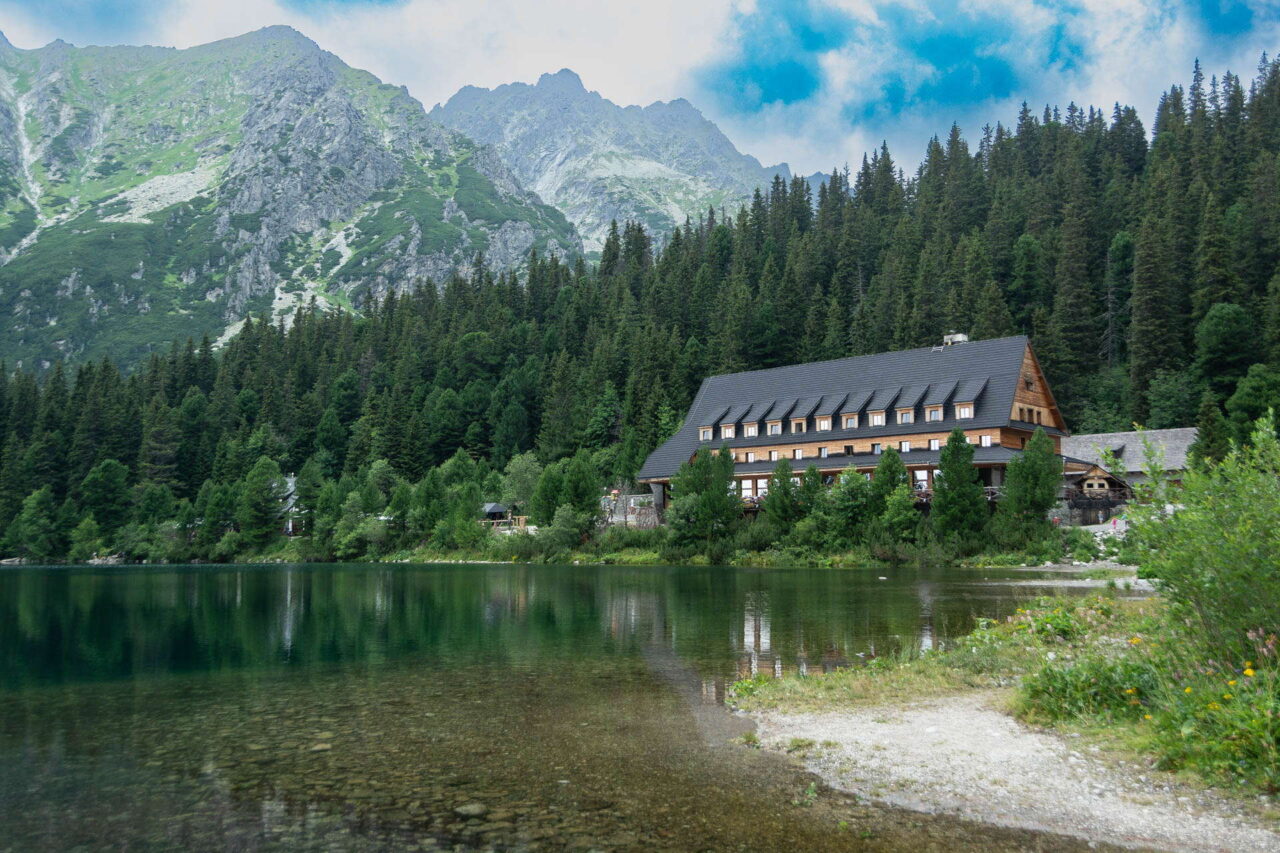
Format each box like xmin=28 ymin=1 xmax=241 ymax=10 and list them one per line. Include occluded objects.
xmin=0 ymin=563 xmax=1115 ymax=851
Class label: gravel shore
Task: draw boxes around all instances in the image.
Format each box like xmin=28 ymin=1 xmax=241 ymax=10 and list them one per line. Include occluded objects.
xmin=753 ymin=692 xmax=1280 ymax=852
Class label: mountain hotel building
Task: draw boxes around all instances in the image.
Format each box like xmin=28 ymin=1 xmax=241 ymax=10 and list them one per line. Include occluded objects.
xmin=637 ymin=335 xmax=1067 ymax=506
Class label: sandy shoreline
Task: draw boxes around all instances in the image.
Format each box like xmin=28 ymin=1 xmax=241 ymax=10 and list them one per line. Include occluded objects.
xmin=750 ymin=691 xmax=1280 ymax=852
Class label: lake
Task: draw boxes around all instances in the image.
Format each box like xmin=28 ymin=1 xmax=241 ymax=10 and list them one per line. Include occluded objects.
xmin=0 ymin=562 xmax=1121 ymax=851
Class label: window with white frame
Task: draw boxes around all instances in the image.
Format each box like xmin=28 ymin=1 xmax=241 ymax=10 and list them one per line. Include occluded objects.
xmin=744 ymin=424 xmax=758 ymax=437
xmin=699 ymin=428 xmax=712 ymax=441
xmin=870 ymin=411 xmax=886 ymax=426
xmin=955 ymin=403 xmax=974 ymax=419
xmin=899 ymin=441 xmax=911 ymax=453
xmin=721 ymin=425 xmax=735 ymax=439
xmin=757 ymin=478 xmax=769 ymax=496
xmin=819 ymin=446 xmax=828 ymax=458
xmin=843 ymin=414 xmax=858 ymax=429
xmin=926 ymin=407 xmax=943 ymax=422
xmin=768 ymin=422 xmax=782 ymax=435
xmin=791 ymin=419 xmax=806 ymax=433
xmin=816 ymin=416 xmax=831 ymax=431
xmin=898 ymin=409 xmax=914 ymax=425
xmin=794 ymin=448 xmax=804 ymax=460
xmin=929 ymin=438 xmax=940 ymax=450
xmin=769 ymin=450 xmax=779 ymax=461
xmin=980 ymin=434 xmax=992 ymax=447
xmin=871 ymin=442 xmax=882 ymax=454
xmin=746 ymin=451 xmax=756 ymax=463
xmin=740 ymin=480 xmax=754 ymax=498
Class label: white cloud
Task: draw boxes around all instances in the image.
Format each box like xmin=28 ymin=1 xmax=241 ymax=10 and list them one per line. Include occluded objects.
xmin=142 ymin=0 xmax=733 ymax=111
xmin=4 ymin=0 xmax=1279 ymax=176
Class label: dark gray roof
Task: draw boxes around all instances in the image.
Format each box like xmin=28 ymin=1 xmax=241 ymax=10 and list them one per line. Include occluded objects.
xmin=639 ymin=335 xmax=1035 ymax=481
xmin=764 ymin=398 xmax=797 ymax=421
xmin=955 ymin=376 xmax=988 ymax=402
xmin=840 ymin=389 xmax=872 ymax=414
xmin=721 ymin=403 xmax=751 ymax=424
xmin=482 ymin=502 xmax=508 ymax=514
xmin=897 ymin=384 xmax=929 ymax=409
xmin=815 ymin=393 xmax=847 ymax=417
xmin=867 ymin=385 xmax=901 ymax=411
xmin=742 ymin=399 xmax=773 ymax=422
xmin=793 ymin=396 xmax=823 ymax=419
xmin=1060 ymin=428 xmax=1197 ymax=474
xmin=924 ymin=379 xmax=957 ymax=406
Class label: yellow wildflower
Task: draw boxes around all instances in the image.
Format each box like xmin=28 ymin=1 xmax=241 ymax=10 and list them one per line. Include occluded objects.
xmin=1244 ymin=668 xmax=1256 ymax=678
xmin=1184 ymin=687 xmax=1193 ymax=694
xmin=1245 ymin=661 xmax=1254 ymax=668
xmin=1143 ymin=714 xmax=1153 ymax=720
xmin=1228 ymin=680 xmax=1237 ymax=686
xmin=1223 ymin=693 xmax=1233 ymax=700
xmin=1128 ymin=636 xmax=1143 ymax=645
xmin=1208 ymin=702 xmax=1221 ymax=710
xmin=1124 ymin=687 xmax=1137 ymax=694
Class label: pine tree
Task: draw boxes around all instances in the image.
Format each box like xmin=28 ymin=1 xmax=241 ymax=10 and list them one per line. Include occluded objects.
xmin=930 ymin=429 xmax=987 ymax=542
xmin=237 ymin=456 xmax=284 ymax=551
xmin=1188 ymin=392 xmax=1230 ymax=465
xmin=5 ymin=486 xmax=60 ymax=561
xmin=1130 ymin=215 xmax=1183 ymax=422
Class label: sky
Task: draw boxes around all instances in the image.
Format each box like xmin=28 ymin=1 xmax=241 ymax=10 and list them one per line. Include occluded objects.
xmin=2 ymin=0 xmax=1278 ymax=174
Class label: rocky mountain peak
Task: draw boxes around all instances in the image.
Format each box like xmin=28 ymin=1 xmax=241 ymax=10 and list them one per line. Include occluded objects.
xmin=432 ymin=71 xmax=790 ymax=252
xmin=536 ymin=68 xmax=586 ymax=93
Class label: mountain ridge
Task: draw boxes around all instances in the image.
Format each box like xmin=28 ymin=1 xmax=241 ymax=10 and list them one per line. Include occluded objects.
xmin=431 ymin=69 xmax=790 ymax=252
xmin=0 ymin=25 xmax=579 ymax=367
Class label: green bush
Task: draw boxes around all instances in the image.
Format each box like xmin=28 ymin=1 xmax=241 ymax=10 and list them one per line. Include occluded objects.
xmin=1021 ymin=657 xmax=1160 ymax=720
xmin=1129 ymin=415 xmax=1280 ymax=662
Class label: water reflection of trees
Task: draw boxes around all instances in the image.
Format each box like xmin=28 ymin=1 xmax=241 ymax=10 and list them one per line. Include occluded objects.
xmin=0 ymin=565 xmax=1019 ymax=688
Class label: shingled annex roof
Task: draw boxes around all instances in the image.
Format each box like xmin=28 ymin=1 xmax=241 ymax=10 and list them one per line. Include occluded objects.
xmin=638 ymin=335 xmax=1037 ymax=482
xmin=1060 ymin=428 xmax=1198 ymax=475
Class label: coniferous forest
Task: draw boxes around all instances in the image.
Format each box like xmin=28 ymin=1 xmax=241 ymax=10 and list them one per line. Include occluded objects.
xmin=3 ymin=58 xmax=1280 ymax=562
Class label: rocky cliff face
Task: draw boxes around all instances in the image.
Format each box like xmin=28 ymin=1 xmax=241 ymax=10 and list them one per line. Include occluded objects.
xmin=430 ymin=69 xmax=790 ymax=253
xmin=0 ymin=27 xmax=579 ymax=367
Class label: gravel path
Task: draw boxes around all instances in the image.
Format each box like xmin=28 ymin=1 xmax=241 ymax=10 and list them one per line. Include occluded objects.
xmin=753 ymin=693 xmax=1280 ymax=852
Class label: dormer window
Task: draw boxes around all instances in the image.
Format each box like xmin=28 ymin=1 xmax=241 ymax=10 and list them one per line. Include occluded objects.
xmin=767 ymin=421 xmax=782 ymax=436
xmin=721 ymin=425 xmax=735 ymax=440
xmin=816 ymin=417 xmax=831 ymax=431
xmin=699 ymin=428 xmax=713 ymax=441
xmin=869 ymin=411 xmax=886 ymax=427
xmin=897 ymin=409 xmax=914 ymax=425
xmin=955 ymin=403 xmax=974 ymax=419
xmin=843 ymin=414 xmax=858 ymax=429
xmin=925 ymin=406 xmax=943 ymax=422
xmin=791 ymin=419 xmax=807 ymax=433
xmin=744 ymin=424 xmax=758 ymax=437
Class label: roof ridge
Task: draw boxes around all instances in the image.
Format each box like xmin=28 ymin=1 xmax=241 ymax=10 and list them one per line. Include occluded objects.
xmin=699 ymin=335 xmax=1028 ymax=382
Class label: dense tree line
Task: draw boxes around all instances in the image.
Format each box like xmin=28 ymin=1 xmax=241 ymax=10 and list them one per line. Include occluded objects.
xmin=2 ymin=57 xmax=1280 ymax=561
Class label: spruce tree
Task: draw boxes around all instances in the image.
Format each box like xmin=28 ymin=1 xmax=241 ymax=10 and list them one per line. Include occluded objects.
xmin=237 ymin=456 xmax=284 ymax=552
xmin=1188 ymin=392 xmax=1230 ymax=465
xmin=930 ymin=429 xmax=987 ymax=543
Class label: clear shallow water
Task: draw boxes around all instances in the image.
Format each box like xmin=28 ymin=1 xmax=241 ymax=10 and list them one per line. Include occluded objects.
xmin=0 ymin=563 xmax=1117 ymax=851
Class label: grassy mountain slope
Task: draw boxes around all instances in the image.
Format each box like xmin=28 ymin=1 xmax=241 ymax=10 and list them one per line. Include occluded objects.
xmin=0 ymin=27 xmax=578 ymax=367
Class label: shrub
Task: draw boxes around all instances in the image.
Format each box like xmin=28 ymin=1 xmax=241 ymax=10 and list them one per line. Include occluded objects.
xmin=1021 ymin=657 xmax=1160 ymax=720
xmin=1129 ymin=415 xmax=1280 ymax=662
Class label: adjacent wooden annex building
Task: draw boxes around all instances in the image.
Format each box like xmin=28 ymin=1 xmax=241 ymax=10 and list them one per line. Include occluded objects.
xmin=637 ymin=335 xmax=1067 ymax=507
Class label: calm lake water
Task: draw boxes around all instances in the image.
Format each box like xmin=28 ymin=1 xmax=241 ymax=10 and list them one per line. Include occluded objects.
xmin=0 ymin=563 xmax=1121 ymax=851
